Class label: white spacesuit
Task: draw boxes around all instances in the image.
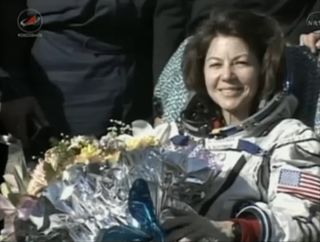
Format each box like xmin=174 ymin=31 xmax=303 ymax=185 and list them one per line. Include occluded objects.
xmin=181 ymin=92 xmax=320 ymax=242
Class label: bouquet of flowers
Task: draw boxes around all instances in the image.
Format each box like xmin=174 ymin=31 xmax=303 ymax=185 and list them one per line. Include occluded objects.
xmin=0 ymin=120 xmax=221 ymax=242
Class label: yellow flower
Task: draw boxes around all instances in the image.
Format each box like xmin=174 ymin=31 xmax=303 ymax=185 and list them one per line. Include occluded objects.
xmin=27 ymin=161 xmax=48 ymax=197
xmin=74 ymin=144 xmax=108 ymax=165
xmin=80 ymin=144 xmax=101 ymax=158
xmin=0 ymin=183 xmax=10 ymax=198
xmin=125 ymin=135 xmax=159 ymax=151
xmin=139 ymin=136 xmax=160 ymax=148
xmin=103 ymin=151 xmax=121 ymax=164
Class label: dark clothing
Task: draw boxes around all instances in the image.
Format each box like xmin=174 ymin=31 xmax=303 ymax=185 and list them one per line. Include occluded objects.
xmin=189 ymin=0 xmax=319 ymax=42
xmin=1 ymin=0 xmax=154 ymax=136
xmin=153 ymin=0 xmax=320 ymax=82
xmin=0 ymin=1 xmax=32 ymax=101
xmin=153 ymin=0 xmax=191 ymax=83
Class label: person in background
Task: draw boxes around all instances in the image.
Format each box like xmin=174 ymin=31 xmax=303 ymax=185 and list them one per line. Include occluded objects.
xmin=161 ymin=9 xmax=320 ymax=242
xmin=0 ymin=0 xmax=154 ymax=155
xmin=0 ymin=0 xmax=49 ymax=151
xmin=153 ymin=0 xmax=320 ymax=83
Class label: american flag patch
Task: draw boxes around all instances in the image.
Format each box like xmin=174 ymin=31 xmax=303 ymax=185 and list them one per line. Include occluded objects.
xmin=277 ymin=169 xmax=320 ymax=204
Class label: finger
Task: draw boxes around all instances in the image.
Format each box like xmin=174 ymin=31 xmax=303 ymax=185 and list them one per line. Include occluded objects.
xmin=303 ymin=32 xmax=320 ymax=53
xmin=164 ymin=203 xmax=197 ymax=216
xmin=304 ymin=35 xmax=317 ymax=53
xmin=316 ymin=39 xmax=320 ymax=49
xmin=313 ymin=32 xmax=320 ymax=49
xmin=178 ymin=230 xmax=206 ymax=242
xmin=313 ymin=30 xmax=320 ymax=38
xmin=178 ymin=237 xmax=193 ymax=242
xmin=169 ymin=207 xmax=194 ymax=216
xmin=299 ymin=34 xmax=306 ymax=46
xmin=162 ymin=216 xmax=191 ymax=230
xmin=166 ymin=224 xmax=196 ymax=242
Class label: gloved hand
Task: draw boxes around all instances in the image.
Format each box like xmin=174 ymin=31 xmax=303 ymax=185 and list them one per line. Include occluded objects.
xmin=300 ymin=30 xmax=320 ymax=54
xmin=161 ymin=208 xmax=234 ymax=242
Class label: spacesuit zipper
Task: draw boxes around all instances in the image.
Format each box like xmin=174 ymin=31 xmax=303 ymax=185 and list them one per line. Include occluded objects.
xmin=199 ymin=155 xmax=247 ymax=216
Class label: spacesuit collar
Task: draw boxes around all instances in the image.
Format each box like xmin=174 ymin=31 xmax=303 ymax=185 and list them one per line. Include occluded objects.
xmin=210 ymin=92 xmax=298 ymax=138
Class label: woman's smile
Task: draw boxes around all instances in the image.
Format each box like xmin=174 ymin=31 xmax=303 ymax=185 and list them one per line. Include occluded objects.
xmin=218 ymin=87 xmax=244 ymax=96
xmin=204 ymin=35 xmax=261 ymax=123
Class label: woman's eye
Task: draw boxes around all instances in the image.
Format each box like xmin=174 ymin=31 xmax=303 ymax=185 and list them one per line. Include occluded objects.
xmin=235 ymin=61 xmax=248 ymax=66
xmin=209 ymin=63 xmax=221 ymax=68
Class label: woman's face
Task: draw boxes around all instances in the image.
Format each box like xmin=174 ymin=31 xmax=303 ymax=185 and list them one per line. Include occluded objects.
xmin=203 ymin=35 xmax=261 ymax=119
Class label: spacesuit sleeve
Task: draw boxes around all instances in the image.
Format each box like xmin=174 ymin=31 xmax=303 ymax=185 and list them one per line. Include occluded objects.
xmin=235 ymin=119 xmax=320 ymax=242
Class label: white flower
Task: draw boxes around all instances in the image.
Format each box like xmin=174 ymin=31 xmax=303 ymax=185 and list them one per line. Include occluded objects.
xmin=131 ymin=120 xmax=179 ymax=144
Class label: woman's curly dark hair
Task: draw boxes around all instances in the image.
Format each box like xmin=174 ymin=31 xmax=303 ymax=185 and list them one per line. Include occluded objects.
xmin=183 ymin=9 xmax=286 ymax=102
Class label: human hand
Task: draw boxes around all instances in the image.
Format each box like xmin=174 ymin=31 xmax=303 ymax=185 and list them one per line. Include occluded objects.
xmin=0 ymin=96 xmax=49 ymax=149
xmin=299 ymin=30 xmax=320 ymax=54
xmin=162 ymin=208 xmax=234 ymax=242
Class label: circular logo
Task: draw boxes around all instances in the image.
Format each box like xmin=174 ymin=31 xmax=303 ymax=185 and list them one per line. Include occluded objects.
xmin=306 ymin=11 xmax=320 ymax=27
xmin=17 ymin=9 xmax=42 ymax=33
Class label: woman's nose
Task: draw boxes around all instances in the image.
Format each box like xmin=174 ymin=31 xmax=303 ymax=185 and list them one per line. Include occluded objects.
xmin=221 ymin=65 xmax=234 ymax=81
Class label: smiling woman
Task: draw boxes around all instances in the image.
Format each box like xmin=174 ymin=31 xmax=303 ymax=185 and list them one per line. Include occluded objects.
xmin=203 ymin=36 xmax=260 ymax=125
xmin=160 ymin=9 xmax=320 ymax=242
xmin=182 ymin=9 xmax=285 ymax=128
